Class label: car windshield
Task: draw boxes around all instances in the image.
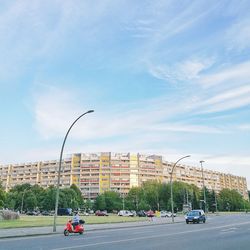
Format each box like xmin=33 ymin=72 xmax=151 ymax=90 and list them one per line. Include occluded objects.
xmin=188 ymin=211 xmax=199 ymax=216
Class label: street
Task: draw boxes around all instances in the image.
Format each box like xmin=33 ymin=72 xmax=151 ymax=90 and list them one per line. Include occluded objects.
xmin=1 ymin=215 xmax=250 ymax=250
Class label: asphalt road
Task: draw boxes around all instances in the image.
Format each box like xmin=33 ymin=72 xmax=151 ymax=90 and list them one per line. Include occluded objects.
xmin=1 ymin=214 xmax=250 ymax=250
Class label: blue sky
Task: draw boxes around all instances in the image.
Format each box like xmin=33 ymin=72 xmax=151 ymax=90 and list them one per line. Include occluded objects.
xmin=0 ymin=1 xmax=250 ymax=185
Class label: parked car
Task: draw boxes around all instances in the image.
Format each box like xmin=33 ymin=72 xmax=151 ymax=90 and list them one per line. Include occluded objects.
xmin=137 ymin=210 xmax=147 ymax=217
xmin=130 ymin=210 xmax=137 ymax=217
xmin=88 ymin=210 xmax=94 ymax=214
xmin=57 ymin=208 xmax=72 ymax=216
xmin=185 ymin=210 xmax=206 ymax=224
xmin=160 ymin=211 xmax=168 ymax=217
xmin=118 ymin=210 xmax=134 ymax=217
xmin=166 ymin=211 xmax=176 ymax=217
xmin=95 ymin=210 xmax=108 ymax=216
xmin=26 ymin=211 xmax=39 ymax=216
xmin=41 ymin=211 xmax=51 ymax=216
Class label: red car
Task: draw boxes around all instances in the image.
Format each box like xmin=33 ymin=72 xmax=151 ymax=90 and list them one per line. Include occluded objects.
xmin=95 ymin=210 xmax=109 ymax=216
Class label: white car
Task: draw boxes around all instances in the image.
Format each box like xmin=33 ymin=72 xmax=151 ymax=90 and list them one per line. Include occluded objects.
xmin=118 ymin=210 xmax=134 ymax=217
xmin=160 ymin=211 xmax=176 ymax=217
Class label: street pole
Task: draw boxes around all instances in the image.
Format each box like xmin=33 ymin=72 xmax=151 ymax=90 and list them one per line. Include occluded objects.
xmin=53 ymin=110 xmax=94 ymax=232
xmin=21 ymin=188 xmax=28 ymax=214
xmin=122 ymin=193 xmax=125 ymax=210
xmin=170 ymin=155 xmax=191 ymax=223
xmin=200 ymin=160 xmax=206 ymax=214
xmin=214 ymin=191 xmax=218 ymax=214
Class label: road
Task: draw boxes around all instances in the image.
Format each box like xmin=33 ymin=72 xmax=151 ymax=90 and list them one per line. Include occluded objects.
xmin=1 ymin=214 xmax=250 ymax=250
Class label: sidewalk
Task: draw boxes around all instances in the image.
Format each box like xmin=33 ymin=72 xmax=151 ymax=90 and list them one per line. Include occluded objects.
xmin=0 ymin=217 xmax=183 ymax=239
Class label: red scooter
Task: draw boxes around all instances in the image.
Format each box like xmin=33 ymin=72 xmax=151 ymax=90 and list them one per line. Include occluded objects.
xmin=64 ymin=219 xmax=85 ymax=236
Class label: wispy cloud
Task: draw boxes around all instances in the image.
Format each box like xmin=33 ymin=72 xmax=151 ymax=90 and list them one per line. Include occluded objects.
xmin=199 ymin=61 xmax=250 ymax=88
xmin=226 ymin=18 xmax=250 ymax=52
xmin=147 ymin=58 xmax=214 ymax=83
xmin=33 ymin=83 xmax=228 ymax=142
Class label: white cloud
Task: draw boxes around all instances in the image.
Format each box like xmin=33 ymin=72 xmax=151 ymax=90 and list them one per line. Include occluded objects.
xmin=199 ymin=61 xmax=250 ymax=88
xmin=147 ymin=58 xmax=213 ymax=83
xmin=238 ymin=124 xmax=250 ymax=131
xmin=33 ymin=85 xmax=83 ymax=139
xmin=204 ymin=155 xmax=250 ymax=187
xmin=226 ymin=18 xmax=250 ymax=52
xmin=33 ymin=83 xmax=228 ymax=142
xmin=193 ymin=84 xmax=250 ymax=114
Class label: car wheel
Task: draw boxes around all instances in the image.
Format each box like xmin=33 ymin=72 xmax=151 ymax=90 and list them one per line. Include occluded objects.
xmin=79 ymin=232 xmax=83 ymax=235
xmin=203 ymin=220 xmax=206 ymax=223
xmin=64 ymin=230 xmax=69 ymax=236
xmin=186 ymin=220 xmax=189 ymax=224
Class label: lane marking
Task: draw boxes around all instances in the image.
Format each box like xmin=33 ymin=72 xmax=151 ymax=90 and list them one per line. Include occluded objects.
xmin=220 ymin=230 xmax=235 ymax=234
xmin=221 ymin=227 xmax=237 ymax=232
xmin=51 ymin=221 xmax=250 ymax=250
xmin=72 ymin=235 xmax=106 ymax=241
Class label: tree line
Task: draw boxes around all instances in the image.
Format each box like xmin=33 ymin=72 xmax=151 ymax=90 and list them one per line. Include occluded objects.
xmin=0 ymin=181 xmax=249 ymax=213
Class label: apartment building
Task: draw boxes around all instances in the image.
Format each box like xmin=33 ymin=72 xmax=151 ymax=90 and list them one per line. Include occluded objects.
xmin=0 ymin=152 xmax=248 ymax=200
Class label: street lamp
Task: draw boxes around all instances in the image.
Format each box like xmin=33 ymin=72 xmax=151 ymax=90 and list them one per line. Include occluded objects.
xmin=53 ymin=110 xmax=94 ymax=232
xmin=200 ymin=160 xmax=206 ymax=213
xmin=170 ymin=155 xmax=191 ymax=223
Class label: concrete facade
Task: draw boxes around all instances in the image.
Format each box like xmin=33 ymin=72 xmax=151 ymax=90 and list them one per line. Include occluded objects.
xmin=0 ymin=152 xmax=248 ymax=200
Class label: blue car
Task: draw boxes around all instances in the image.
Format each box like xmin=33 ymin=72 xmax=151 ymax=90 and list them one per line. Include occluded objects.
xmin=185 ymin=210 xmax=206 ymax=224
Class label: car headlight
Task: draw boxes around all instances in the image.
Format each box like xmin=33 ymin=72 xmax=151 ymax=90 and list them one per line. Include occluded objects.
xmin=185 ymin=216 xmax=187 ymax=219
xmin=194 ymin=216 xmax=199 ymax=219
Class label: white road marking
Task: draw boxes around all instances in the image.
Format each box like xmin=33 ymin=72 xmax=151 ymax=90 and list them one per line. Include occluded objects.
xmin=51 ymin=221 xmax=250 ymax=250
xmin=72 ymin=235 xmax=105 ymax=241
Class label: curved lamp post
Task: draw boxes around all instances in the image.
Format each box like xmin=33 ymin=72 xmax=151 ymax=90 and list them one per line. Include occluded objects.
xmin=53 ymin=110 xmax=94 ymax=232
xmin=170 ymin=155 xmax=191 ymax=223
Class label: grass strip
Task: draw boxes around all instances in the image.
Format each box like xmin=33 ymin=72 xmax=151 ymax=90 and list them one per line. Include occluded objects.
xmin=0 ymin=215 xmax=147 ymax=229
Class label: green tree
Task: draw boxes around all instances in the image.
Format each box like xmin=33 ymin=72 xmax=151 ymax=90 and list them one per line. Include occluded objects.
xmin=40 ymin=186 xmax=56 ymax=211
xmin=0 ymin=182 xmax=6 ymax=208
xmin=104 ymin=191 xmax=122 ymax=212
xmin=25 ymin=191 xmax=37 ymax=210
xmin=94 ymin=194 xmax=106 ymax=211
xmin=142 ymin=181 xmax=162 ymax=210
xmin=191 ymin=188 xmax=199 ymax=210
xmin=59 ymin=188 xmax=79 ymax=209
xmin=84 ymin=199 xmax=93 ymax=211
xmin=126 ymin=187 xmax=143 ymax=211
xmin=70 ymin=184 xmax=84 ymax=207
xmin=218 ymin=189 xmax=244 ymax=211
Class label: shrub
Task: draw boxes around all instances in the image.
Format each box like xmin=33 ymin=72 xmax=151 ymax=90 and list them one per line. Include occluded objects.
xmin=0 ymin=210 xmax=20 ymax=220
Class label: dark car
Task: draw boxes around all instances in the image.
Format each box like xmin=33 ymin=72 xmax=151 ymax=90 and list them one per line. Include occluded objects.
xmin=137 ymin=210 xmax=147 ymax=217
xmin=26 ymin=211 xmax=39 ymax=216
xmin=185 ymin=210 xmax=206 ymax=224
xmin=41 ymin=211 xmax=51 ymax=216
xmin=57 ymin=208 xmax=72 ymax=216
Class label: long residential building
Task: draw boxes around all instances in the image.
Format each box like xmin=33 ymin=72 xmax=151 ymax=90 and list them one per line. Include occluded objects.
xmin=0 ymin=152 xmax=248 ymax=200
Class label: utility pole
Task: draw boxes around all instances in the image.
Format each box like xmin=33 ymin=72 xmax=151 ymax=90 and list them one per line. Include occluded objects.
xmin=122 ymin=193 xmax=125 ymax=210
xmin=200 ymin=160 xmax=207 ymax=213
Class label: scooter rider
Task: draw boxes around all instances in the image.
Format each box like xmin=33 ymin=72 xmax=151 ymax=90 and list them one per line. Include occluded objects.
xmin=72 ymin=211 xmax=80 ymax=229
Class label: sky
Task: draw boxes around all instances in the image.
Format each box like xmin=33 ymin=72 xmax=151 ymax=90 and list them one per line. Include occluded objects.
xmin=0 ymin=1 xmax=250 ymax=186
